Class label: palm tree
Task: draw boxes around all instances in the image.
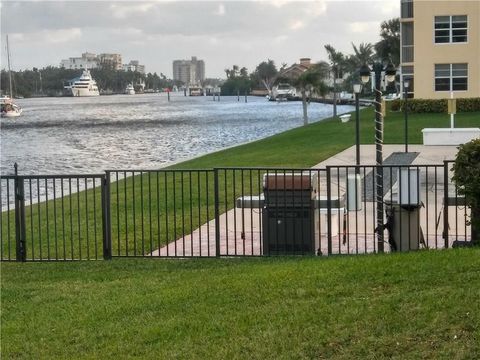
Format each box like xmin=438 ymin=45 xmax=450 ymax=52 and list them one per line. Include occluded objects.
xmin=351 ymin=42 xmax=375 ymax=67
xmin=324 ymin=45 xmax=346 ymax=117
xmin=375 ymin=18 xmax=400 ymax=65
xmin=293 ymin=62 xmax=329 ymax=126
xmin=342 ymin=43 xmax=376 ymax=93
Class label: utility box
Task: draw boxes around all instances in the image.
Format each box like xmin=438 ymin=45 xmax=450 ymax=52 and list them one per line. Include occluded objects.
xmin=262 ymin=173 xmax=316 ymax=255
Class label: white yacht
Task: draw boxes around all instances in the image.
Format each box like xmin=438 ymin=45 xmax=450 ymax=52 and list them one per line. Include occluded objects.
xmin=188 ymin=86 xmax=203 ymax=96
xmin=125 ymin=84 xmax=135 ymax=95
xmin=271 ymin=83 xmax=297 ymax=101
xmin=70 ymin=69 xmax=100 ymax=97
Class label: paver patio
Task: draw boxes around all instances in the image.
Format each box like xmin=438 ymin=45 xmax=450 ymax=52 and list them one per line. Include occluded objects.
xmin=151 ymin=145 xmax=467 ymax=257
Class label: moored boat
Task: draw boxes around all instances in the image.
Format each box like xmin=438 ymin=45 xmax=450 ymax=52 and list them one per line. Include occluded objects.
xmin=189 ymin=86 xmax=203 ymax=96
xmin=1 ymin=96 xmax=22 ymax=118
xmin=2 ymin=36 xmax=22 ymax=118
xmin=125 ymin=84 xmax=135 ymax=95
xmin=270 ymin=83 xmax=297 ymax=101
xmin=69 ymin=69 xmax=100 ymax=97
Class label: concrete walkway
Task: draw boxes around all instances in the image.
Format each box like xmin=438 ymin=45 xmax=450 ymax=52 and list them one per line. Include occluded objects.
xmin=151 ymin=145 xmax=463 ymax=257
xmin=312 ymin=144 xmax=458 ymax=168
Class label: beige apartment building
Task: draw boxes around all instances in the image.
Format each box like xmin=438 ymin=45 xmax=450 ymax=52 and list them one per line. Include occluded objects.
xmin=172 ymin=57 xmax=205 ymax=86
xmin=98 ymin=53 xmax=123 ymax=71
xmin=400 ymin=0 xmax=480 ymax=99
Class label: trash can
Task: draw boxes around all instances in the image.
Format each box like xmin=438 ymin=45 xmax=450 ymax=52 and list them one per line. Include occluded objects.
xmin=387 ymin=167 xmax=424 ymax=251
xmin=262 ymin=173 xmax=316 ymax=255
xmin=389 ymin=203 xmax=422 ymax=251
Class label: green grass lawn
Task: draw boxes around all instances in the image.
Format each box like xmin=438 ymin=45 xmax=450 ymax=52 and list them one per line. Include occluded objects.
xmin=172 ymin=106 xmax=479 ymax=169
xmin=2 ymin=249 xmax=480 ymax=359
xmin=2 ymin=107 xmax=479 ymax=259
xmin=2 ymin=107 xmax=479 ymax=357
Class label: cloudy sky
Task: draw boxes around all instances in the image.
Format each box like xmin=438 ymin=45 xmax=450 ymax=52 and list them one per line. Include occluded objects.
xmin=1 ymin=0 xmax=399 ymax=78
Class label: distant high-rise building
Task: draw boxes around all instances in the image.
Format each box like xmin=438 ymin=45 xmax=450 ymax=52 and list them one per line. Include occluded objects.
xmin=173 ymin=56 xmax=205 ymax=86
xmin=60 ymin=52 xmax=98 ymax=70
xmin=98 ymin=53 xmax=123 ymax=71
xmin=61 ymin=52 xmax=146 ymax=74
xmin=123 ymin=60 xmax=146 ymax=74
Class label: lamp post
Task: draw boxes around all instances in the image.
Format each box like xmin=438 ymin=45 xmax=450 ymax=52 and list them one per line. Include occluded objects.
xmin=353 ymin=83 xmax=363 ymax=169
xmin=403 ymin=80 xmax=410 ymax=153
xmin=359 ymin=61 xmax=396 ymax=253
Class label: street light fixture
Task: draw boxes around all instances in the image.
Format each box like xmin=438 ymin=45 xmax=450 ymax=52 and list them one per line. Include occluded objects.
xmin=353 ymin=83 xmax=363 ymax=169
xmin=359 ymin=61 xmax=397 ymax=253
xmin=403 ymin=80 xmax=410 ymax=153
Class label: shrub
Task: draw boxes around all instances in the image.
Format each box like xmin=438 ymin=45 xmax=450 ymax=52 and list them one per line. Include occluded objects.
xmin=390 ymin=99 xmax=401 ymax=111
xmin=452 ymin=138 xmax=480 ymax=245
xmin=457 ymin=97 xmax=480 ymax=112
xmin=391 ymin=97 xmax=480 ymax=113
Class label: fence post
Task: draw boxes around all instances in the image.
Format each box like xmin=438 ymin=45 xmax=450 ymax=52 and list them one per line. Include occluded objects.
xmin=14 ymin=163 xmax=26 ymax=262
xmin=214 ymin=168 xmax=221 ymax=257
xmin=102 ymin=172 xmax=112 ymax=260
xmin=443 ymin=161 xmax=449 ymax=248
xmin=326 ymin=166 xmax=332 ymax=255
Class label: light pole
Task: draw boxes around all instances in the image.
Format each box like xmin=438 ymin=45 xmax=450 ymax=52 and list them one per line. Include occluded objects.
xmin=359 ymin=61 xmax=396 ymax=253
xmin=403 ymin=80 xmax=410 ymax=153
xmin=353 ymin=83 xmax=363 ymax=169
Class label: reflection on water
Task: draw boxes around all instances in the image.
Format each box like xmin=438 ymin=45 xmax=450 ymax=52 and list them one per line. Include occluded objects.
xmin=1 ymin=93 xmax=353 ymax=175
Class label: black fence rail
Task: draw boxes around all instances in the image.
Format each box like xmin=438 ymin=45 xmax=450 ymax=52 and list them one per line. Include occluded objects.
xmin=215 ymin=168 xmax=330 ymax=256
xmin=1 ymin=173 xmax=106 ymax=261
xmin=323 ymin=163 xmax=470 ymax=255
xmin=0 ymin=161 xmax=473 ymax=261
xmin=106 ymin=169 xmax=215 ymax=258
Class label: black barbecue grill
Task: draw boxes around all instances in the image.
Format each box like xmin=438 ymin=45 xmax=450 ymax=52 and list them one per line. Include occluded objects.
xmin=262 ymin=173 xmax=316 ymax=255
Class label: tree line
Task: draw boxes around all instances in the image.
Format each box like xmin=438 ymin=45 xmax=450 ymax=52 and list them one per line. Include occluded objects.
xmin=221 ymin=18 xmax=399 ymax=96
xmin=0 ymin=67 xmax=181 ymax=97
xmin=221 ymin=18 xmax=399 ymax=124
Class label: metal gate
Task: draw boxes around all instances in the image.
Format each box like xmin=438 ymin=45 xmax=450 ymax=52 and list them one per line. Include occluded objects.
xmin=1 ymin=169 xmax=107 ymax=261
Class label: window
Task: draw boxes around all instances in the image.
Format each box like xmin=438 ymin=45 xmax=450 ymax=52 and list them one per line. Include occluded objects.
xmin=401 ymin=22 xmax=414 ymax=62
xmin=401 ymin=0 xmax=413 ymax=18
xmin=435 ymin=64 xmax=468 ymax=91
xmin=435 ymin=15 xmax=467 ymax=43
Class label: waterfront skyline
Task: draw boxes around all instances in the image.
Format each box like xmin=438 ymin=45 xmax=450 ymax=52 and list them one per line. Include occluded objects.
xmin=1 ymin=0 xmax=399 ymax=78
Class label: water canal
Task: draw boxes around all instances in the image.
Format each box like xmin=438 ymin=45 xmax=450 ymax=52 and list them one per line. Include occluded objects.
xmin=1 ymin=94 xmax=354 ymax=208
xmin=1 ymin=93 xmax=353 ymax=174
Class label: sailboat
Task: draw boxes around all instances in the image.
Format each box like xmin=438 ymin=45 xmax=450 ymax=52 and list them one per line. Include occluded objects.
xmin=1 ymin=35 xmax=22 ymax=118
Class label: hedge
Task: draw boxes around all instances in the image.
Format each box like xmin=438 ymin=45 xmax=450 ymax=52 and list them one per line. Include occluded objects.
xmin=390 ymin=97 xmax=480 ymax=113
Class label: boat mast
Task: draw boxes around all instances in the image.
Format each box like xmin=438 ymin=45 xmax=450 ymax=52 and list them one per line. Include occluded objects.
xmin=6 ymin=35 xmax=13 ymax=98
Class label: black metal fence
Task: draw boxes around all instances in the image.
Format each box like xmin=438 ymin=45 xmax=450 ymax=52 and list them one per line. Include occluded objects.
xmin=1 ymin=173 xmax=106 ymax=261
xmin=106 ymin=169 xmax=216 ymax=258
xmin=1 ymin=161 xmax=472 ymax=261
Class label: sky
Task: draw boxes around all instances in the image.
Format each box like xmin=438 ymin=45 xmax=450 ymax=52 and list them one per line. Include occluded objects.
xmin=0 ymin=0 xmax=399 ymax=78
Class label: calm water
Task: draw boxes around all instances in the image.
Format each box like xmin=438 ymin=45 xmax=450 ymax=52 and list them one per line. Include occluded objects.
xmin=1 ymin=93 xmax=353 ymax=175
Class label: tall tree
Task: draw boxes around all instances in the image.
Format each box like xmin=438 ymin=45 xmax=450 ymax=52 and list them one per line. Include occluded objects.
xmin=375 ymin=18 xmax=400 ymax=65
xmin=351 ymin=42 xmax=375 ymax=66
xmin=239 ymin=67 xmax=248 ymax=77
xmin=221 ymin=65 xmax=252 ymax=95
xmin=324 ymin=44 xmax=346 ymax=117
xmin=253 ymin=59 xmax=278 ymax=92
xmin=224 ymin=65 xmax=239 ymax=79
xmin=342 ymin=42 xmax=375 ymax=91
xmin=292 ymin=62 xmax=329 ymax=126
